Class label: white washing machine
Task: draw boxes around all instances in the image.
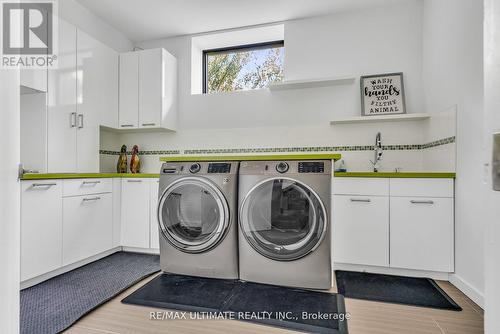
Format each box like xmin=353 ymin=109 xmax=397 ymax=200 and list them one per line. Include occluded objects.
xmin=238 ymin=160 xmax=332 ymax=289
xmin=157 ymin=161 xmax=239 ymax=279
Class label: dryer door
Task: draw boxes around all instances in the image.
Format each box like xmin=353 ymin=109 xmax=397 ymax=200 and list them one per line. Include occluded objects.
xmin=240 ymin=177 xmax=327 ymax=261
xmin=158 ymin=177 xmax=229 ymax=253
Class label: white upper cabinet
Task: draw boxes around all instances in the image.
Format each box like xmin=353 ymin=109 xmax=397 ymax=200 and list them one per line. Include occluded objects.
xmin=139 ymin=49 xmax=162 ymax=128
xmin=77 ymin=29 xmax=119 ymax=129
xmin=47 ymin=19 xmax=119 ymax=173
xmin=119 ymin=52 xmax=139 ymax=128
xmin=119 ymin=48 xmax=177 ymax=131
xmin=77 ymin=29 xmax=119 ymax=172
xmin=20 ymin=5 xmax=48 ymax=93
xmin=47 ymin=18 xmax=78 ymax=173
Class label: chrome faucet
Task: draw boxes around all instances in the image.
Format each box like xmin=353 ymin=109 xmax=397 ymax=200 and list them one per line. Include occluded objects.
xmin=370 ymin=132 xmax=383 ymax=172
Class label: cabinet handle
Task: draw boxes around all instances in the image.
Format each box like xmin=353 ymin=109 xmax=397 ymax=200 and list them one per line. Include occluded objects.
xmin=127 ymin=179 xmax=142 ymax=182
xmin=32 ymin=183 xmax=57 ymax=188
xmin=82 ymin=180 xmax=100 ymax=185
xmin=77 ymin=114 xmax=84 ymax=129
xmin=70 ymin=112 xmax=77 ymax=128
xmin=120 ymin=124 xmax=134 ymax=128
xmin=350 ymin=198 xmax=371 ymax=203
xmin=142 ymin=123 xmax=156 ymax=127
xmin=83 ymin=196 xmax=101 ymax=202
xmin=410 ymin=200 xmax=434 ymax=205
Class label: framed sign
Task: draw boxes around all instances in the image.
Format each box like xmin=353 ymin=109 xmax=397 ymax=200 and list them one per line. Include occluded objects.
xmin=360 ymin=72 xmax=406 ymax=116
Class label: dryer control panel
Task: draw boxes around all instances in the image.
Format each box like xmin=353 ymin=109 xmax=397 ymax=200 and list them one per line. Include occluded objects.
xmin=239 ymin=160 xmax=331 ymax=175
xmin=298 ymin=162 xmax=324 ymax=173
xmin=208 ymin=163 xmax=232 ymax=174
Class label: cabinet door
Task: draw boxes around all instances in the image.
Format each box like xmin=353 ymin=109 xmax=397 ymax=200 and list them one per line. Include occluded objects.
xmin=139 ymin=49 xmax=162 ymax=128
xmin=121 ymin=179 xmax=150 ymax=248
xmin=390 ymin=197 xmax=454 ymax=272
xmin=112 ymin=179 xmax=122 ymax=248
xmin=119 ymin=52 xmax=139 ymax=128
xmin=21 ymin=181 xmax=62 ymax=281
xmin=47 ymin=18 xmax=77 ymax=172
xmin=333 ymin=195 xmax=389 ymax=267
xmin=77 ymin=29 xmax=118 ymax=172
xmin=63 ymin=193 xmax=112 ymax=265
xmin=161 ymin=50 xmax=177 ymax=130
xmin=20 ymin=7 xmax=48 ymax=93
xmin=150 ymin=179 xmax=160 ymax=249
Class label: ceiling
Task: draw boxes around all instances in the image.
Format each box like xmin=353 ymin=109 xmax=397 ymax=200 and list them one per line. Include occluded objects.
xmin=76 ymin=0 xmax=410 ymax=43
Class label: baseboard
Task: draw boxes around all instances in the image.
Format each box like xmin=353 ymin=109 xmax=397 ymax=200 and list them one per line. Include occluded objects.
xmin=21 ymin=247 xmax=122 ymax=289
xmin=333 ymin=262 xmax=450 ymax=281
xmin=122 ymin=246 xmax=160 ymax=255
xmin=449 ymin=274 xmax=484 ymax=308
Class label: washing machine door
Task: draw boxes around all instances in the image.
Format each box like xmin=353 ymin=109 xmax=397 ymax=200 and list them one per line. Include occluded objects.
xmin=158 ymin=177 xmax=230 ymax=253
xmin=240 ymin=177 xmax=327 ymax=261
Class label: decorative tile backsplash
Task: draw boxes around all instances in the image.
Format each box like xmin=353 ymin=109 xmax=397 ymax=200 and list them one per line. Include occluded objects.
xmin=99 ymin=136 xmax=455 ymax=156
xmin=100 ymin=149 xmax=181 ymax=156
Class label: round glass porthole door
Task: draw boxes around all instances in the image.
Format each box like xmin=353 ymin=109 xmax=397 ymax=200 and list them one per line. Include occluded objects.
xmin=240 ymin=178 xmax=327 ymax=261
xmin=158 ymin=177 xmax=229 ymax=253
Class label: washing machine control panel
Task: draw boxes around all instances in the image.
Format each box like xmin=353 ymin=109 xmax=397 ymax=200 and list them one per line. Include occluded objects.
xmin=189 ymin=163 xmax=202 ymax=174
xmin=298 ymin=162 xmax=325 ymax=173
xmin=207 ymin=163 xmax=231 ymax=174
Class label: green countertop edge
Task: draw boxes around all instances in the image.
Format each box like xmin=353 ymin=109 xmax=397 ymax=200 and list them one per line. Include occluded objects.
xmin=159 ymin=154 xmax=342 ymax=162
xmin=334 ymin=172 xmax=456 ymax=178
xmin=21 ymin=173 xmax=160 ymax=180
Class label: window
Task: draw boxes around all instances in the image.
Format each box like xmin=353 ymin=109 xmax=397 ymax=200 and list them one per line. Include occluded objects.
xmin=202 ymin=40 xmax=284 ymax=94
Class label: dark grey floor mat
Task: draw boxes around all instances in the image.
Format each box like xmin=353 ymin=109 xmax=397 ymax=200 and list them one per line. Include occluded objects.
xmin=224 ymin=281 xmax=348 ymax=334
xmin=335 ymin=270 xmax=462 ymax=311
xmin=122 ymin=273 xmax=238 ymax=312
xmin=122 ymin=273 xmax=349 ymax=334
xmin=21 ymin=251 xmax=160 ymax=334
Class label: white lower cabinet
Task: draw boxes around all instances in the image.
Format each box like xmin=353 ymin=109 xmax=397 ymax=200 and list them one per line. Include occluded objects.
xmin=333 ymin=195 xmax=389 ymax=267
xmin=21 ymin=181 xmax=63 ymax=281
xmin=333 ymin=177 xmax=455 ymax=273
xmin=390 ymin=197 xmax=454 ymax=272
xmin=121 ymin=179 xmax=151 ymax=248
xmin=21 ymin=176 xmax=161 ymax=283
xmin=63 ymin=193 xmax=113 ymax=265
xmin=150 ymin=179 xmax=160 ymax=249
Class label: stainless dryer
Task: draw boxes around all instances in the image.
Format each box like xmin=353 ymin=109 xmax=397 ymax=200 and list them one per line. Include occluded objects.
xmin=238 ymin=160 xmax=332 ymax=289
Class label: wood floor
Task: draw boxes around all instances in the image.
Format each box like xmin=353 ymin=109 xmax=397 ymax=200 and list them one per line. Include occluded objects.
xmin=66 ymin=274 xmax=484 ymax=334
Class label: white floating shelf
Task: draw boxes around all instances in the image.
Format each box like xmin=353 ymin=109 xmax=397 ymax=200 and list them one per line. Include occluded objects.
xmin=268 ymin=77 xmax=355 ymax=91
xmin=330 ymin=113 xmax=431 ymax=125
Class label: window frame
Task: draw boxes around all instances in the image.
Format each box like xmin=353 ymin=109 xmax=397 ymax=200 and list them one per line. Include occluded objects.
xmin=202 ymin=40 xmax=285 ymax=94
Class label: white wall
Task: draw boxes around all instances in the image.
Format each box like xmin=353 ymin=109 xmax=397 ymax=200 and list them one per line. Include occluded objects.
xmin=422 ymin=0 xmax=484 ymax=305
xmin=138 ymin=1 xmax=423 ymax=130
xmin=21 ymin=93 xmax=47 ymax=173
xmin=484 ymin=0 xmax=500 ymax=331
xmin=59 ymin=0 xmax=133 ymax=52
xmin=0 ymin=70 xmax=21 ymax=334
xmin=101 ymin=1 xmax=447 ymax=173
